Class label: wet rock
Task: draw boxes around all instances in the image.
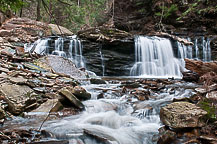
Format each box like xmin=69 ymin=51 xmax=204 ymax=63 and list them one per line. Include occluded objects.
xmin=0 ymin=83 xmax=34 ymax=115
xmin=32 ymin=99 xmax=63 ymax=113
xmin=84 ymin=129 xmax=115 ymax=144
xmin=56 ymin=77 xmax=79 ymax=86
xmin=185 ymin=59 xmax=217 ymax=76
xmin=45 ymin=73 xmax=59 ymax=79
xmin=70 ymin=86 xmax=91 ymax=100
xmin=172 ymin=97 xmax=194 ymax=103
xmin=200 ymin=71 xmax=217 ymax=86
xmin=195 ymin=84 xmax=217 ymax=94
xmin=30 ymin=140 xmax=69 ymax=144
xmin=90 ymin=78 xmax=106 ymax=84
xmin=198 ymin=136 xmax=217 ymax=144
xmin=160 ymin=102 xmax=207 ymax=129
xmin=59 ymin=88 xmax=85 ymax=110
xmin=182 ymin=71 xmax=199 ymax=82
xmin=121 ymin=82 xmax=141 ymax=88
xmin=157 ymin=127 xmax=176 ymax=144
xmin=97 ymin=93 xmax=104 ymax=99
xmin=35 ymin=55 xmax=87 ymax=79
xmin=131 ymin=89 xmax=150 ymax=101
xmin=0 ymin=106 xmax=5 ymax=120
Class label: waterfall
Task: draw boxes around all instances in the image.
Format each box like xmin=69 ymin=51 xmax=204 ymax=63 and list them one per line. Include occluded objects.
xmin=25 ymin=36 xmax=85 ymax=68
xmin=177 ymin=36 xmax=211 ymax=62
xmin=24 ymin=38 xmax=50 ymax=55
xmin=99 ymin=45 xmax=105 ymax=76
xmin=68 ymin=39 xmax=85 ymax=68
xmin=130 ymin=36 xmax=183 ymax=79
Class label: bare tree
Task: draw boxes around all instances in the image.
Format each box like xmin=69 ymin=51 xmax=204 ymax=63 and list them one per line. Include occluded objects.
xmin=36 ymin=0 xmax=41 ymax=21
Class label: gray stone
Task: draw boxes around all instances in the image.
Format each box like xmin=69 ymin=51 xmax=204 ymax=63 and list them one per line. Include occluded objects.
xmin=9 ymin=76 xmax=27 ymax=84
xmin=0 ymin=105 xmax=5 ymax=120
xmin=70 ymin=86 xmax=91 ymax=100
xmin=49 ymin=24 xmax=73 ymax=36
xmin=32 ymin=99 xmax=63 ymax=113
xmin=59 ymin=88 xmax=84 ymax=110
xmin=35 ymin=55 xmax=87 ymax=79
xmin=0 ymin=83 xmax=34 ymax=115
xmin=160 ymin=102 xmax=207 ymax=129
xmin=90 ymin=78 xmax=106 ymax=84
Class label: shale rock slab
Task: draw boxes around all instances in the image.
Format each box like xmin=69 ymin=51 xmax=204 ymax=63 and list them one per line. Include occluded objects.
xmin=35 ymin=55 xmax=87 ymax=79
xmin=59 ymin=87 xmax=85 ymax=110
xmin=160 ymin=102 xmax=207 ymax=129
xmin=0 ymin=83 xmax=34 ymax=115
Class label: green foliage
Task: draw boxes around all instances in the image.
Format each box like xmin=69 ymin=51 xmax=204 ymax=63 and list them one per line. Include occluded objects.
xmin=40 ymin=0 xmax=106 ymax=32
xmin=0 ymin=0 xmax=25 ymax=12
xmin=199 ymin=99 xmax=216 ymax=123
xmin=155 ymin=4 xmax=178 ymax=19
xmin=176 ymin=0 xmax=203 ymax=21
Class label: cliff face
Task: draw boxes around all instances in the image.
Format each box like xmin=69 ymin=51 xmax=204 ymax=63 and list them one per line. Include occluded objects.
xmin=113 ymin=0 xmax=217 ymax=35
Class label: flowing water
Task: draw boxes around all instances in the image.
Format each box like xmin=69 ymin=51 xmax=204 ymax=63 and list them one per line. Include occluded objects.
xmin=2 ymin=78 xmax=197 ymax=144
xmin=24 ymin=36 xmax=85 ymax=68
xmin=130 ymin=36 xmax=183 ymax=79
xmin=176 ymin=36 xmax=212 ymax=61
xmin=16 ymin=35 xmax=213 ymax=143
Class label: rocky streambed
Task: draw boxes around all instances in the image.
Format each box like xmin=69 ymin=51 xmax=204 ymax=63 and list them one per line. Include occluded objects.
xmin=0 ymin=46 xmax=216 ymax=143
xmin=0 ymin=17 xmax=216 ymax=144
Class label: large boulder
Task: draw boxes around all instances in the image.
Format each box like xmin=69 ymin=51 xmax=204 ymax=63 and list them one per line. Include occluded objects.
xmin=48 ymin=24 xmax=73 ymax=36
xmin=0 ymin=83 xmax=36 ymax=115
xmin=0 ymin=17 xmax=51 ymax=42
xmin=160 ymin=102 xmax=207 ymax=129
xmin=59 ymin=87 xmax=85 ymax=110
xmin=70 ymin=86 xmax=91 ymax=100
xmin=185 ymin=59 xmax=217 ymax=76
xmin=34 ymin=55 xmax=87 ymax=79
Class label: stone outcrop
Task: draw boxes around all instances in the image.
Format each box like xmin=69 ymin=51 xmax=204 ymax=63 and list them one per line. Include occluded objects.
xmin=160 ymin=102 xmax=207 ymax=129
xmin=35 ymin=55 xmax=87 ymax=79
xmin=0 ymin=83 xmax=36 ymax=115
xmin=70 ymin=86 xmax=91 ymax=100
xmin=0 ymin=48 xmax=91 ymax=118
xmin=78 ymin=26 xmax=133 ymax=42
xmin=0 ymin=17 xmax=51 ymax=42
xmin=0 ymin=17 xmax=74 ymax=46
xmin=185 ymin=59 xmax=217 ymax=76
xmin=49 ymin=24 xmax=73 ymax=36
xmin=59 ymin=87 xmax=85 ymax=110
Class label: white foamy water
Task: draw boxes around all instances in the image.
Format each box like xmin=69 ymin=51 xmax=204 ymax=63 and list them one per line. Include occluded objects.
xmin=41 ymin=81 xmax=196 ymax=144
xmin=130 ymin=36 xmax=184 ymax=79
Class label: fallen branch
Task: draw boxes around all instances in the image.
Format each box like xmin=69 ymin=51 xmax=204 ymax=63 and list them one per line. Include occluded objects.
xmin=154 ymin=32 xmax=194 ymax=46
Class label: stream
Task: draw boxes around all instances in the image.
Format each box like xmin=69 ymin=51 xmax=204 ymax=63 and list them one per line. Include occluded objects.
xmin=1 ymin=35 xmax=212 ymax=143
xmin=2 ymin=77 xmax=198 ymax=144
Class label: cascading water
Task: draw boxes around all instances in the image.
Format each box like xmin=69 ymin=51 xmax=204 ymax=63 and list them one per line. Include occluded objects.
xmin=130 ymin=36 xmax=183 ymax=79
xmin=25 ymin=36 xmax=85 ymax=68
xmin=24 ymin=38 xmax=50 ymax=55
xmin=11 ymin=79 xmax=195 ymax=144
xmin=176 ymin=36 xmax=212 ymax=61
xmin=99 ymin=45 xmax=105 ymax=76
xmin=68 ymin=39 xmax=85 ymax=68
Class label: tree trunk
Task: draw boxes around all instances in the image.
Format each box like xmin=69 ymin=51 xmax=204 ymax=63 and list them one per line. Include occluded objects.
xmin=36 ymin=0 xmax=41 ymax=21
xmin=49 ymin=0 xmax=52 ymax=23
